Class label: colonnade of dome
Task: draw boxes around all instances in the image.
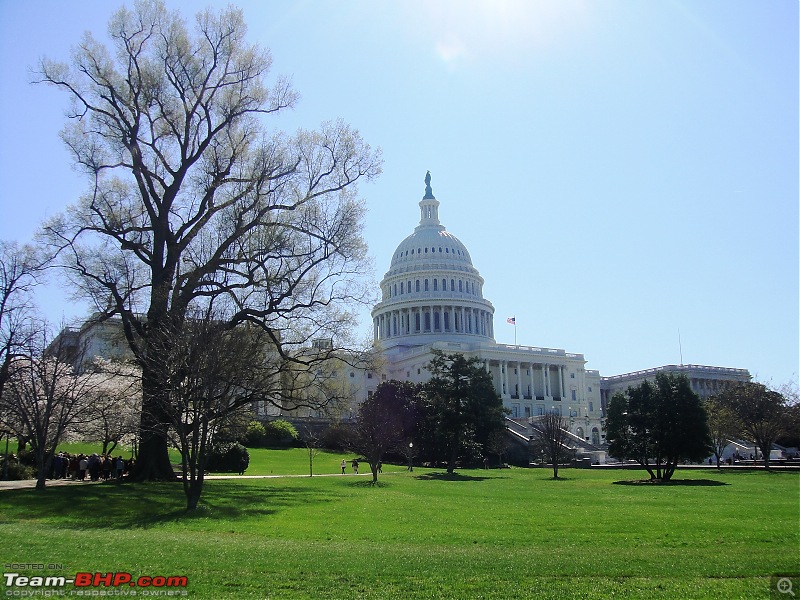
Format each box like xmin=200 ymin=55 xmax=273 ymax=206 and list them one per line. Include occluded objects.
xmin=371 ymin=174 xmax=495 ymax=348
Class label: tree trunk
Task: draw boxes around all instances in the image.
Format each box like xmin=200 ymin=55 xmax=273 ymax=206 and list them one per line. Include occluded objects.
xmin=371 ymin=464 xmax=378 ymax=484
xmin=186 ymin=478 xmax=203 ymax=511
xmin=132 ymin=424 xmax=175 ymax=481
xmin=131 ymin=361 xmax=176 ymax=481
xmin=35 ymin=451 xmax=51 ymax=490
xmin=447 ymin=434 xmax=459 ymax=474
xmin=760 ymin=445 xmax=771 ymax=469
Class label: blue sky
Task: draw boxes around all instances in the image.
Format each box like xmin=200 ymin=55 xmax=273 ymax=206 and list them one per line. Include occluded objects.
xmin=0 ymin=0 xmax=797 ymax=385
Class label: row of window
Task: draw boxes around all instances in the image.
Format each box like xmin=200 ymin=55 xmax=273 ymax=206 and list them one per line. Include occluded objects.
xmin=396 ymin=246 xmax=465 ymax=261
xmin=386 ymin=277 xmax=477 ymax=298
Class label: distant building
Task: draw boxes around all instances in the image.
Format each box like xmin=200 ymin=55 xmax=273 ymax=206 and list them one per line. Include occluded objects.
xmin=599 ymin=364 xmax=752 ymax=414
xmin=47 ymin=316 xmax=134 ymax=370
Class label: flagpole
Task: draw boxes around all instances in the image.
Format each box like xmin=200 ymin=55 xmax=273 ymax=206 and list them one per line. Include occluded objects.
xmin=506 ymin=316 xmax=517 ymax=347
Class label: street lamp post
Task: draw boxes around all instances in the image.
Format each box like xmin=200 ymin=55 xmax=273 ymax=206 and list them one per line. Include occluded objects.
xmin=407 ymin=442 xmax=413 ymax=472
xmin=2 ymin=430 xmax=9 ymax=480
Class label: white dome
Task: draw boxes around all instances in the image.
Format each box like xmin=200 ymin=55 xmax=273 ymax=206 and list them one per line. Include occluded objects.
xmin=390 ymin=228 xmax=473 ymax=268
xmin=371 ymin=173 xmax=495 ymax=348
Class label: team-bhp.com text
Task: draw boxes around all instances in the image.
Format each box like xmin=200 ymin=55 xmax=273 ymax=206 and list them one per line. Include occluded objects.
xmin=3 ymin=573 xmax=188 ymax=597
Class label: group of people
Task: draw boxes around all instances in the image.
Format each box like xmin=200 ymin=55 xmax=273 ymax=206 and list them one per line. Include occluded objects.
xmin=49 ymin=452 xmax=132 ymax=481
xmin=339 ymin=459 xmax=380 ymax=475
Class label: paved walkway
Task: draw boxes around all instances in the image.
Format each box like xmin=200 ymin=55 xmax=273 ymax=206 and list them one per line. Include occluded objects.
xmin=0 ymin=471 xmax=385 ymax=491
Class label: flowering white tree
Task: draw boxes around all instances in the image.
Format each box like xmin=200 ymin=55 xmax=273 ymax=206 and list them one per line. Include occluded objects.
xmin=79 ymin=359 xmax=141 ymax=456
xmin=1 ymin=326 xmax=104 ymax=489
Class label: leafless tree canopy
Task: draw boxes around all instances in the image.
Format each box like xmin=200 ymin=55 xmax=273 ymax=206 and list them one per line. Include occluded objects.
xmin=35 ymin=1 xmax=382 ymax=478
xmin=0 ymin=242 xmax=42 ymax=405
xmin=529 ymin=411 xmax=572 ymax=479
xmin=715 ymin=381 xmax=789 ymax=469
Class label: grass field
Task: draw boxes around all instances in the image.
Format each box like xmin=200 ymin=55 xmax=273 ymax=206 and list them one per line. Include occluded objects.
xmin=51 ymin=442 xmax=397 ymax=476
xmin=1 ymin=453 xmax=797 ymax=599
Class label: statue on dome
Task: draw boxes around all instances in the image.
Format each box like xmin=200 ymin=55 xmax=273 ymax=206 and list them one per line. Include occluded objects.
xmin=424 ymin=171 xmax=435 ymax=199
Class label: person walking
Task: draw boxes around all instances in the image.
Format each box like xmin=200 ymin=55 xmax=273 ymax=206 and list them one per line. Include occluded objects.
xmin=340 ymin=459 xmax=347 ymax=474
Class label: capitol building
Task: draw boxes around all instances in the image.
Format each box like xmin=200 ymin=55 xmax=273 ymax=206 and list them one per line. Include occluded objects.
xmin=369 ymin=173 xmax=605 ymax=447
xmin=56 ymin=173 xmax=752 ymax=458
xmin=362 ymin=173 xmax=749 ymax=456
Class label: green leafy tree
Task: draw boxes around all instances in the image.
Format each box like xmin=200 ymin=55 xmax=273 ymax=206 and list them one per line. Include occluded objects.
xmin=716 ymin=381 xmax=788 ymax=469
xmin=606 ymin=373 xmax=711 ymax=481
xmin=420 ymin=350 xmax=506 ymax=475
xmin=37 ymin=1 xmax=381 ymax=481
xmin=242 ymin=420 xmax=267 ymax=447
xmin=263 ymin=419 xmax=298 ymax=448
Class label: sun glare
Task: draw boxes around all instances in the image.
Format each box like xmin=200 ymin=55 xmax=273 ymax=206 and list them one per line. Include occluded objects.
xmin=407 ymin=0 xmax=592 ymax=69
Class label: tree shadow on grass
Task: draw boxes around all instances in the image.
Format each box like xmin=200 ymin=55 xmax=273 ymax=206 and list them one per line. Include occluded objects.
xmin=414 ymin=472 xmax=499 ymax=482
xmin=347 ymin=480 xmax=390 ymax=489
xmin=0 ymin=480 xmax=337 ymax=529
xmin=613 ymin=479 xmax=729 ymax=486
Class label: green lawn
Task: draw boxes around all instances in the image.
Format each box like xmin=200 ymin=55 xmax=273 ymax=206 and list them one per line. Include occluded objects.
xmin=51 ymin=442 xmax=399 ymax=476
xmin=0 ymin=461 xmax=797 ymax=599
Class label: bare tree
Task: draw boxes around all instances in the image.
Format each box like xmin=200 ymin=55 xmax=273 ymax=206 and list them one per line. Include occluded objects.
xmin=0 ymin=242 xmax=41 ymax=412
xmin=487 ymin=428 xmax=510 ymax=467
xmin=37 ymin=1 xmax=381 ymax=480
xmin=1 ymin=324 xmax=102 ymax=489
xmin=529 ymin=411 xmax=572 ymax=479
xmin=153 ymin=308 xmax=282 ymax=510
xmin=350 ymin=380 xmax=418 ymax=483
xmin=717 ymin=381 xmax=788 ymax=469
xmin=297 ymin=424 xmax=324 ymax=478
xmin=705 ymin=396 xmax=740 ymax=468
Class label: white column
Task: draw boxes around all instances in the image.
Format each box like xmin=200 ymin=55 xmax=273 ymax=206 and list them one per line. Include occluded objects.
xmin=560 ymin=365 xmax=566 ymax=400
xmin=542 ymin=363 xmax=550 ymax=398
xmin=529 ymin=363 xmax=536 ymax=398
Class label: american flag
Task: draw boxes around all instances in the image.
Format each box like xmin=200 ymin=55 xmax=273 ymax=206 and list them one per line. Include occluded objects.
xmin=506 ymin=317 xmax=515 ymax=325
